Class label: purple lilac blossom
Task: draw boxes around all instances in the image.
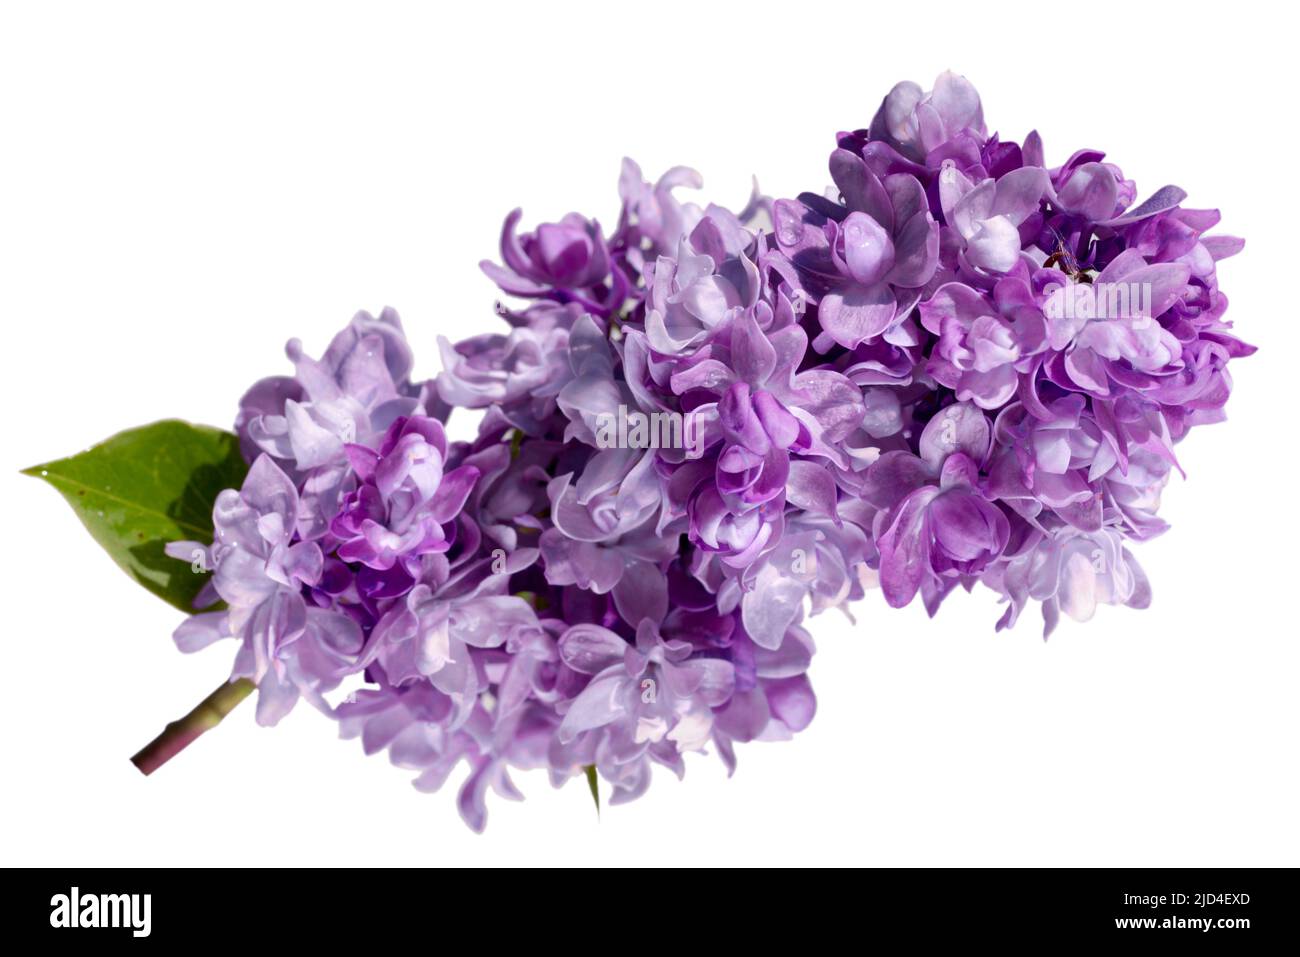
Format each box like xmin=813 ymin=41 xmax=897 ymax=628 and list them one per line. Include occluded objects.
xmin=170 ymin=72 xmax=1251 ymax=829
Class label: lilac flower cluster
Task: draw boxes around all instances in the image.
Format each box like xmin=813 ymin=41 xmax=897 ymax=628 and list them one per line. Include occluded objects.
xmin=170 ymin=72 xmax=1250 ymax=829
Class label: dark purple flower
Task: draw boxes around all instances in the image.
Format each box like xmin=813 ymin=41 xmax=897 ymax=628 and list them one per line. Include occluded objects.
xmin=480 ymin=209 xmax=625 ymax=316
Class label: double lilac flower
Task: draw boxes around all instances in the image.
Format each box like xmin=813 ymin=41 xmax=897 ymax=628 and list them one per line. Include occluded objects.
xmin=481 ymin=210 xmax=627 ymax=318
xmin=168 ymin=72 xmax=1251 ymax=829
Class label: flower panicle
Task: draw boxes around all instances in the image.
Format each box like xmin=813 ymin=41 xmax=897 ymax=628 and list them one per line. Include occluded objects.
xmin=161 ymin=71 xmax=1249 ymax=829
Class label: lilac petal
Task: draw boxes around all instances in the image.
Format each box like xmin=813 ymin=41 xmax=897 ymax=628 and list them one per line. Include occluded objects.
xmin=557 ymin=372 xmax=622 ymax=433
xmin=1101 ymin=185 xmax=1187 ymax=227
xmin=719 ymin=382 xmax=770 ymax=454
xmin=965 ymin=215 xmax=1022 ymax=273
xmin=480 ymin=258 xmax=550 ymax=297
xmin=1064 ymin=347 xmax=1111 ymax=395
xmin=715 ymin=687 xmax=771 ymax=742
xmin=730 ymin=311 xmax=777 ymax=387
xmin=245 ymin=414 xmax=294 ymax=461
xmin=1057 ymin=162 xmax=1118 ymax=221
xmin=860 ymin=387 xmax=903 ymax=438
xmin=679 ymin=274 xmax=741 ymax=324
xmin=743 ymin=563 xmax=807 ymax=650
xmin=538 ymin=530 xmax=623 ymax=593
xmin=952 ymin=178 xmax=995 ymax=239
xmin=612 ymin=559 xmax=669 ymax=627
xmin=165 ymin=539 xmax=206 ymax=564
xmin=841 ymin=212 xmax=896 ymax=286
xmin=547 ymin=474 xmax=616 ymax=541
xmin=918 ymin=281 xmax=992 ymax=334
xmin=669 ymin=358 xmax=735 ymax=395
xmin=1055 ymin=494 xmax=1103 ymax=533
xmin=344 ymin=443 xmax=380 ymax=482
xmin=174 ymin=612 xmax=230 ymax=652
xmin=535 ymin=223 xmax=592 ymax=282
xmin=772 ymin=198 xmax=832 ymax=268
xmin=306 ymin=607 xmax=364 ymax=657
xmin=558 ymin=624 xmax=629 ymax=675
xmin=557 ymin=667 xmax=627 ymax=742
xmin=785 ymin=459 xmax=839 ymax=520
xmin=427 ymin=465 xmax=480 ymax=524
xmin=887 ymin=211 xmax=939 ymax=287
xmin=1032 ymin=470 xmax=1094 ymax=508
xmin=254 ymin=668 xmax=300 ymax=727
xmin=337 ymin=333 xmax=398 ymax=409
xmin=451 ymin=596 xmax=531 ymax=649
xmin=274 ymin=540 xmax=324 ymax=587
xmin=455 ymin=759 xmax=493 ymax=834
xmin=938 ymin=164 xmax=975 ymax=225
xmin=1203 ymin=236 xmax=1245 ymax=261
xmin=753 ymin=627 xmax=813 ymax=678
xmin=991 ymin=166 xmax=1048 ymax=225
xmin=929 ymin=492 xmax=1008 ymax=561
xmin=679 ymin=658 xmax=735 ymax=707
xmin=765 ymin=325 xmax=810 ymax=394
xmin=1023 ymin=130 xmax=1044 ymax=167
xmin=930 ymin=71 xmax=984 ymax=136
xmin=885 ymin=173 xmax=929 ymax=227
xmin=241 ymin=455 xmax=300 ymax=545
xmin=213 ymin=544 xmax=279 ymax=608
xmin=818 ymin=283 xmax=896 ymax=349
xmin=874 ymin=80 xmax=923 ymax=143
xmin=752 ymin=443 xmax=792 ymax=504
xmin=1125 ymin=263 xmax=1191 ymax=318
xmin=1094 ymin=248 xmax=1148 ymax=284
xmin=878 ymin=487 xmax=937 ymax=607
xmin=767 ymin=675 xmax=816 ymax=732
xmin=753 ymin=391 xmax=801 ymax=449
xmin=573 ymin=447 xmax=639 ymax=503
xmin=919 ymin=402 xmax=991 ymax=471
xmin=830 ymin=149 xmax=893 ymax=227
xmin=284 ymin=400 xmax=345 ymax=470
xmin=862 ymin=450 xmax=933 ymax=511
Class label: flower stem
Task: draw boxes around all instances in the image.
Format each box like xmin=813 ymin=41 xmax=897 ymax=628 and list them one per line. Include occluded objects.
xmin=130 ymin=678 xmax=255 ymax=775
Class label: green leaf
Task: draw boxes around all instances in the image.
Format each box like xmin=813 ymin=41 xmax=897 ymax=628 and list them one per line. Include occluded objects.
xmin=585 ymin=764 xmax=600 ymax=817
xmin=23 ymin=420 xmax=249 ymax=612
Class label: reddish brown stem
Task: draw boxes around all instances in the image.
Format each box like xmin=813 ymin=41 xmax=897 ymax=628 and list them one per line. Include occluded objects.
xmin=130 ymin=678 xmax=255 ymax=775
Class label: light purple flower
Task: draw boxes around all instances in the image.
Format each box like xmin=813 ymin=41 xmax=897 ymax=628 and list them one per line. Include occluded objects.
xmin=554 ymin=619 xmax=735 ymax=799
xmin=330 ymin=415 xmax=478 ymax=577
xmin=868 ymin=71 xmax=986 ymax=161
xmin=772 ymin=152 xmax=939 ymax=350
xmin=938 ymin=164 xmax=1050 ymax=273
xmin=920 ymin=278 xmax=1048 ymax=409
xmin=985 ymin=527 xmax=1151 ymax=636
xmin=167 ymin=455 xmax=362 ymax=725
xmin=1040 ymin=250 xmax=1190 ymax=396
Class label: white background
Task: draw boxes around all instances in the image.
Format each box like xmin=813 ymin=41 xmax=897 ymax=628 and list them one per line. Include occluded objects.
xmin=2 ymin=1 xmax=1296 ymax=867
